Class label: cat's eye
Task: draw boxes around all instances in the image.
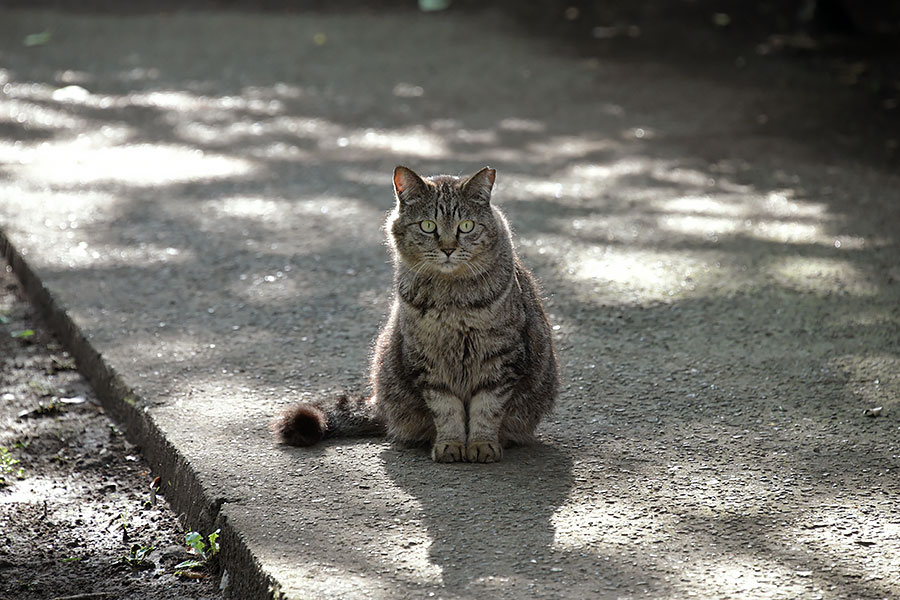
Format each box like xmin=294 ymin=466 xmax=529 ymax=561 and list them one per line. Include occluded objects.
xmin=458 ymin=220 xmax=475 ymax=233
xmin=420 ymin=220 xmax=437 ymax=233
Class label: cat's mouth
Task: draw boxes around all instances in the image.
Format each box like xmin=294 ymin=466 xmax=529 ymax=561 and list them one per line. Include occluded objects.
xmin=432 ymin=255 xmax=466 ymax=273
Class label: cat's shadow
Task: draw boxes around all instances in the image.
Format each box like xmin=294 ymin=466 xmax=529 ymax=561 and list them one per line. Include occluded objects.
xmin=381 ymin=442 xmax=573 ymax=593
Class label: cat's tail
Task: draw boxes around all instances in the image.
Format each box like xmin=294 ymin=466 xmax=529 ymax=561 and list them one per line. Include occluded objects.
xmin=273 ymin=393 xmax=384 ymax=447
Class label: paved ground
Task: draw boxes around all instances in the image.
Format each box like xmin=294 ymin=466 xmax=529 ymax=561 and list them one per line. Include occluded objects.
xmin=1 ymin=4 xmax=899 ymax=599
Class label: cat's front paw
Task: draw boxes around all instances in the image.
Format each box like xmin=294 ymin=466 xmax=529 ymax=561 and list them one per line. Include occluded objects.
xmin=466 ymin=440 xmax=503 ymax=463
xmin=432 ymin=440 xmax=466 ymax=463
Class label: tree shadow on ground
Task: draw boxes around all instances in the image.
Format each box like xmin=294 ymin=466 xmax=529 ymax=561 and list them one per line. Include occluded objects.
xmin=2 ymin=5 xmax=900 ymax=598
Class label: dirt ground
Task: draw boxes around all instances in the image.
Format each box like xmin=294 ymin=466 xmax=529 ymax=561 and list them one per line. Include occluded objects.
xmin=0 ymin=261 xmax=223 ymax=600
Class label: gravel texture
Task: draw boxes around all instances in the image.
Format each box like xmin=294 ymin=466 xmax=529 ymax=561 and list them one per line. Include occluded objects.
xmin=0 ymin=262 xmax=223 ymax=599
xmin=1 ymin=4 xmax=899 ymax=599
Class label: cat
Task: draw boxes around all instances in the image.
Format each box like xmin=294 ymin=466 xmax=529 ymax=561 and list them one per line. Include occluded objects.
xmin=274 ymin=166 xmax=558 ymax=463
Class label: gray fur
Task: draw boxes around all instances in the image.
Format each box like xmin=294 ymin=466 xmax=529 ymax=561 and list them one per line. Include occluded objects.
xmin=372 ymin=166 xmax=559 ymax=462
xmin=275 ymin=166 xmax=558 ymax=462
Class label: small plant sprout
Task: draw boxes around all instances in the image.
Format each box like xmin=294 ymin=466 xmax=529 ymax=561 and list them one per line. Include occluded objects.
xmin=0 ymin=447 xmax=25 ymax=485
xmin=174 ymin=528 xmax=220 ymax=578
xmin=109 ymin=509 xmax=132 ymax=542
xmin=123 ymin=544 xmax=154 ymax=569
xmin=149 ymin=475 xmax=161 ymax=507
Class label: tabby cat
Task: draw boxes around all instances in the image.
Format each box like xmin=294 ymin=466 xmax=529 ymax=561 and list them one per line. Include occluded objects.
xmin=274 ymin=166 xmax=558 ymax=463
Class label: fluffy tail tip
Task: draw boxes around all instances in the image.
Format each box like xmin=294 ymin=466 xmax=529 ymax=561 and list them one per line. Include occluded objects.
xmin=273 ymin=403 xmax=327 ymax=447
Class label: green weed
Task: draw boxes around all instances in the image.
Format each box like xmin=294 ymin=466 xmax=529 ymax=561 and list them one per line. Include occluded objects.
xmin=0 ymin=447 xmax=25 ymax=485
xmin=174 ymin=529 xmax=220 ymax=577
xmin=123 ymin=544 xmax=154 ymax=569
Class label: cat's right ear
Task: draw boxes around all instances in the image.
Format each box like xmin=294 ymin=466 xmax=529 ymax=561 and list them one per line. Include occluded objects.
xmin=393 ymin=166 xmax=426 ymax=206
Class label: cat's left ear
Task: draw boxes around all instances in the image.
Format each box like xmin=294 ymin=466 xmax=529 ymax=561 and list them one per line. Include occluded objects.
xmin=462 ymin=167 xmax=496 ymax=204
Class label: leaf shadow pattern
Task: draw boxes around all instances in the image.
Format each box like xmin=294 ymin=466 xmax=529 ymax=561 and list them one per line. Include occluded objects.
xmin=2 ymin=6 xmax=900 ymax=599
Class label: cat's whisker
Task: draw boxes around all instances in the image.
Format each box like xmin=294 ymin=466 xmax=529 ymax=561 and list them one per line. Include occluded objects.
xmin=401 ymin=260 xmax=423 ymax=292
xmin=462 ymin=261 xmax=480 ymax=281
xmin=467 ymin=259 xmax=490 ymax=285
xmin=409 ymin=259 xmax=431 ymax=291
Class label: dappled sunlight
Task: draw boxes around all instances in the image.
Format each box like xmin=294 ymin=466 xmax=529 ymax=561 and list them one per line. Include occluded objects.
xmin=204 ymin=195 xmax=380 ymax=223
xmin=130 ymin=89 xmax=285 ymax=115
xmin=13 ymin=139 xmax=255 ymax=187
xmin=657 ymin=194 xmax=751 ymax=217
xmin=0 ymin=189 xmax=199 ymax=269
xmin=266 ymin=564 xmax=396 ymax=600
xmin=571 ymin=249 xmax=710 ymax=300
xmin=497 ymin=117 xmax=545 ymax=132
xmin=826 ymin=353 xmax=900 ymax=408
xmin=660 ymin=211 xmax=829 ymax=244
xmin=783 ymin=505 xmax=900 ymax=580
xmin=333 ymin=126 xmax=448 ymax=158
xmin=0 ymin=473 xmax=84 ymax=505
xmin=178 ymin=114 xmax=336 ymax=147
xmin=50 ymin=239 xmax=192 ymax=270
xmin=684 ymin=560 xmax=813 ymax=598
xmin=501 ymin=149 xmax=878 ymax=306
xmin=0 ymin=95 xmax=90 ymax=130
xmin=654 ymin=188 xmax=843 ymax=246
xmin=551 ymin=456 xmax=900 ymax=598
xmin=744 ymin=219 xmax=828 ymax=245
xmin=551 ymin=497 xmax=674 ymax=551
xmin=660 ymin=213 xmax=742 ymax=238
xmin=567 ymin=156 xmax=650 ymax=183
xmin=525 ymin=136 xmax=617 ymax=162
xmin=1 ymin=80 xmax=254 ymax=185
xmin=313 ymin=447 xmax=444 ymax=584
xmin=240 ymin=445 xmax=447 ymax=594
xmin=1 ymin=7 xmax=898 ymax=599
xmin=0 ymin=188 xmax=117 ymax=229
xmin=770 ymin=256 xmax=880 ymax=296
xmin=535 ymin=238 xmax=722 ymax=303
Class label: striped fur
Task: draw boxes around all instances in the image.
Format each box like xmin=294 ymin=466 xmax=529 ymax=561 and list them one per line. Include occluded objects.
xmin=276 ymin=166 xmax=558 ymax=463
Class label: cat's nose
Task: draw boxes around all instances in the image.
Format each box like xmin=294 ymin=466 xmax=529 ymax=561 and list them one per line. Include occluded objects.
xmin=440 ymin=248 xmax=455 ymax=257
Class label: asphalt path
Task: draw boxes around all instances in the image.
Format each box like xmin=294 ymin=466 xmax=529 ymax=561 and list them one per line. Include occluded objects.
xmin=1 ymin=6 xmax=899 ymax=599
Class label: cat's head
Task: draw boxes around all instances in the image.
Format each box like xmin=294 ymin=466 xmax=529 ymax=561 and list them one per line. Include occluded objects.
xmin=388 ymin=165 xmax=505 ymax=277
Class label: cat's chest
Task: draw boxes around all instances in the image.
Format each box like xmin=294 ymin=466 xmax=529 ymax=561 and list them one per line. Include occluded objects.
xmin=406 ymin=303 xmax=518 ymax=370
xmin=410 ymin=307 xmax=491 ymax=348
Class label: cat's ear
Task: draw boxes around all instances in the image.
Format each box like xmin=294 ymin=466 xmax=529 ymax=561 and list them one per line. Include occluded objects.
xmin=393 ymin=166 xmax=427 ymax=205
xmin=462 ymin=166 xmax=496 ymax=204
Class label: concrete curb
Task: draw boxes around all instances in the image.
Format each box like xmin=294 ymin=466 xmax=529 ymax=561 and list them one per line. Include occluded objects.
xmin=1 ymin=230 xmax=276 ymax=600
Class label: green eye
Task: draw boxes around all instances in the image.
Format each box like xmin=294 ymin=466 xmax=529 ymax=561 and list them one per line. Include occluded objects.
xmin=420 ymin=220 xmax=437 ymax=233
xmin=458 ymin=220 xmax=475 ymax=233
